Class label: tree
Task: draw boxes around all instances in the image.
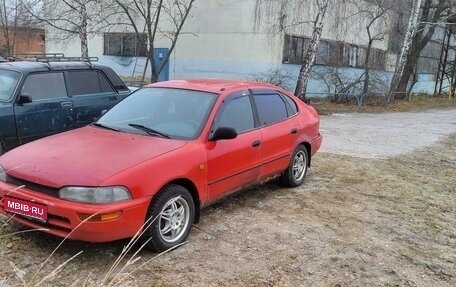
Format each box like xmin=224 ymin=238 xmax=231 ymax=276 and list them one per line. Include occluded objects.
xmin=294 ymin=0 xmax=329 ymax=100
xmin=253 ymin=0 xmax=329 ymax=100
xmin=0 ymin=0 xmax=35 ymax=56
xmin=349 ymin=0 xmax=393 ymax=96
xmin=113 ymin=0 xmax=196 ymax=83
xmin=24 ymin=0 xmax=117 ymax=57
xmin=388 ymin=0 xmax=422 ymax=100
xmin=390 ymin=0 xmax=453 ymax=99
xmin=0 ymin=0 xmax=18 ymax=56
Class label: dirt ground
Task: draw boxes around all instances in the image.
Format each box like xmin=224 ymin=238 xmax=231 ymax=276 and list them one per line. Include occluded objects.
xmin=1 ymin=109 xmax=455 ymax=286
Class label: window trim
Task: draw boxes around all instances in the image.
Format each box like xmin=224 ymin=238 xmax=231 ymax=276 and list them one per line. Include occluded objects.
xmin=103 ymin=32 xmax=148 ymax=57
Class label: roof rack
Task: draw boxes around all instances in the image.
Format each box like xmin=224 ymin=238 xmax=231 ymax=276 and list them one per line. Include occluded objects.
xmin=6 ymin=53 xmax=99 ymax=69
xmin=34 ymin=56 xmax=99 ymax=63
xmin=7 ymin=53 xmax=98 ymax=63
xmin=9 ymin=53 xmax=65 ymax=60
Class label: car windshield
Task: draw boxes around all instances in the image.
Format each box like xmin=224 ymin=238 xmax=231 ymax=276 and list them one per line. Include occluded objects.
xmin=96 ymin=87 xmax=217 ymax=139
xmin=0 ymin=69 xmax=21 ymax=102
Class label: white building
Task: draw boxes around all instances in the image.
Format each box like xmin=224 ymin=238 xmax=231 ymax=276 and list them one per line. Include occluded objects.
xmin=45 ymin=0 xmax=439 ymax=95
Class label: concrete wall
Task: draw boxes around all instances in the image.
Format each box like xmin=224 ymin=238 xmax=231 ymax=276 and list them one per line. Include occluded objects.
xmin=44 ymin=0 xmax=438 ymax=95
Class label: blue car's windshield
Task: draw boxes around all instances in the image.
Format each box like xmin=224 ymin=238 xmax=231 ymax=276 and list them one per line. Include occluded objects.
xmin=0 ymin=69 xmax=21 ymax=102
xmin=96 ymin=87 xmax=217 ymax=139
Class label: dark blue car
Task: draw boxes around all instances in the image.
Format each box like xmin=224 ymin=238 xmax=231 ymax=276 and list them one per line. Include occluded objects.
xmin=0 ymin=61 xmax=131 ymax=154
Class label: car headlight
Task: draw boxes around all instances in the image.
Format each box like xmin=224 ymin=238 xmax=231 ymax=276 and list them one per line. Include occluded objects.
xmin=0 ymin=165 xmax=6 ymax=182
xmin=59 ymin=186 xmax=131 ymax=204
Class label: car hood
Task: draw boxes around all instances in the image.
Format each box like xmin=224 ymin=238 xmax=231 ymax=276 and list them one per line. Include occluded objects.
xmin=1 ymin=126 xmax=187 ymax=187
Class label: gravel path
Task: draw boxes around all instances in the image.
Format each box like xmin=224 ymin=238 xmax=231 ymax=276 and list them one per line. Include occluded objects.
xmin=319 ymin=108 xmax=456 ymax=159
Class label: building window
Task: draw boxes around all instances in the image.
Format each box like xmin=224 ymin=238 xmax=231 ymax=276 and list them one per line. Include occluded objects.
xmin=349 ymin=45 xmax=358 ymax=67
xmin=103 ymin=33 xmax=147 ymax=57
xmin=282 ymin=34 xmax=387 ymax=71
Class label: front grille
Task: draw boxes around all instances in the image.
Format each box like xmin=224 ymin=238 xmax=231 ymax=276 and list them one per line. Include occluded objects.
xmin=5 ymin=174 xmax=60 ymax=197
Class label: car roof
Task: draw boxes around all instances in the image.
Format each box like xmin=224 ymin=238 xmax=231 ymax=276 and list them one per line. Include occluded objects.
xmin=148 ymin=79 xmax=280 ymax=94
xmin=0 ymin=61 xmax=111 ymax=73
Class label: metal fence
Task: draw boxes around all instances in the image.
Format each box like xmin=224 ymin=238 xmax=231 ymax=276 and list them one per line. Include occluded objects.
xmin=306 ymin=92 xmax=415 ymax=107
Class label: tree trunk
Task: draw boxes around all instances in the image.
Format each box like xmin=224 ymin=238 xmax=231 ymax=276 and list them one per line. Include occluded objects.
xmin=80 ymin=4 xmax=89 ymax=57
xmin=80 ymin=33 xmax=88 ymax=57
xmin=294 ymin=0 xmax=328 ymax=100
xmin=389 ymin=0 xmax=423 ymax=100
xmin=363 ymin=41 xmax=372 ymax=95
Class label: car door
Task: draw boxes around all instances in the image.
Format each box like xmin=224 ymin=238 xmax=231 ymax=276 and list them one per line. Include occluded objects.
xmin=251 ymin=89 xmax=299 ymax=179
xmin=14 ymin=72 xmax=73 ymax=144
xmin=66 ymin=70 xmax=122 ymax=127
xmin=206 ymin=91 xmax=262 ymax=203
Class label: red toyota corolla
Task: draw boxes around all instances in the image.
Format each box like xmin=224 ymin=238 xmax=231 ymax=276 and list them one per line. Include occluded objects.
xmin=0 ymin=79 xmax=322 ymax=251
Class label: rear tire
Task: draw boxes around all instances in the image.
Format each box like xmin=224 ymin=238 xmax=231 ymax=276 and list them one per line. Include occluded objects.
xmin=143 ymin=184 xmax=195 ymax=252
xmin=279 ymin=145 xmax=308 ymax=187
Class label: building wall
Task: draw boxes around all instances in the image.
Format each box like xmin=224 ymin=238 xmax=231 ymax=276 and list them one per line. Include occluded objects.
xmin=44 ymin=0 xmax=437 ymax=95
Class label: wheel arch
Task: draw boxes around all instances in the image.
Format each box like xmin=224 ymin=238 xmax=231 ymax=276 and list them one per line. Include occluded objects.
xmin=300 ymin=141 xmax=311 ymax=167
xmin=155 ymin=178 xmax=201 ymax=224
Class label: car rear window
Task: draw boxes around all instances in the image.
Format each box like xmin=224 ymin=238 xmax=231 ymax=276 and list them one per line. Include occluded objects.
xmin=0 ymin=69 xmax=21 ymax=102
xmin=67 ymin=71 xmax=114 ymax=96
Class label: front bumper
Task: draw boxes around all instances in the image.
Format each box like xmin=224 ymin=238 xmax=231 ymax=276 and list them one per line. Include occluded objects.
xmin=0 ymin=181 xmax=151 ymax=242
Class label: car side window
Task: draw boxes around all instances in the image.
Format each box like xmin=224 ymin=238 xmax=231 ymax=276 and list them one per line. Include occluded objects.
xmin=215 ymin=93 xmax=254 ymax=134
xmin=67 ymin=71 xmax=114 ymax=96
xmin=21 ymin=72 xmax=67 ymax=100
xmin=253 ymin=93 xmax=288 ymax=126
xmin=98 ymin=72 xmax=116 ymax=93
xmin=282 ymin=93 xmax=298 ymax=116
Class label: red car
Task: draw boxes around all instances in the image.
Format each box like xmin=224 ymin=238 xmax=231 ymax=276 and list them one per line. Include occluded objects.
xmin=0 ymin=79 xmax=322 ymax=251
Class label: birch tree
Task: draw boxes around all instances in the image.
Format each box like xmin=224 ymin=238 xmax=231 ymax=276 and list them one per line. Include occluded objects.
xmin=254 ymin=0 xmax=329 ymax=100
xmin=24 ymin=0 xmax=117 ymax=57
xmin=389 ymin=0 xmax=453 ymax=98
xmin=113 ymin=0 xmax=196 ymax=83
xmin=388 ymin=0 xmax=422 ymax=100
xmin=294 ymin=0 xmax=329 ymax=99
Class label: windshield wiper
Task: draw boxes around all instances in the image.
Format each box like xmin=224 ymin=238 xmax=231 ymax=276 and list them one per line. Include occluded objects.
xmin=128 ymin=123 xmax=170 ymax=139
xmin=92 ymin=122 xmax=120 ymax=132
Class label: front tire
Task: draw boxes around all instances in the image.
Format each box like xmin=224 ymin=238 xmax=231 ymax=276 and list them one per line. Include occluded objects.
xmin=279 ymin=145 xmax=309 ymax=187
xmin=143 ymin=184 xmax=195 ymax=252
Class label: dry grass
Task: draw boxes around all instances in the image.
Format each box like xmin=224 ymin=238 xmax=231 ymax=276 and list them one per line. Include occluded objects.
xmin=0 ymin=124 xmax=455 ymax=286
xmin=310 ymin=94 xmax=456 ymax=115
xmin=1 ymin=136 xmax=454 ymax=286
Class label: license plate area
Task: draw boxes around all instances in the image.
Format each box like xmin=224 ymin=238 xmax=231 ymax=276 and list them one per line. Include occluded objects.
xmin=3 ymin=196 xmax=48 ymax=222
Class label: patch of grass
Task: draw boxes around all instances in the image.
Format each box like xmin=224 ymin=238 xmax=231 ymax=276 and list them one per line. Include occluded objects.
xmin=309 ymin=94 xmax=456 ymax=115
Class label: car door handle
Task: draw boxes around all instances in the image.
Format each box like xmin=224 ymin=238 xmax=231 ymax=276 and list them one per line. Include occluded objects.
xmin=252 ymin=140 xmax=261 ymax=148
xmin=60 ymin=101 xmax=73 ymax=108
xmin=291 ymin=128 xmax=298 ymax=134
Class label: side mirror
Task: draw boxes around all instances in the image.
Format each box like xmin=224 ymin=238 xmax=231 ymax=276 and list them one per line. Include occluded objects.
xmin=210 ymin=127 xmax=238 ymax=141
xmin=17 ymin=93 xmax=32 ymax=104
